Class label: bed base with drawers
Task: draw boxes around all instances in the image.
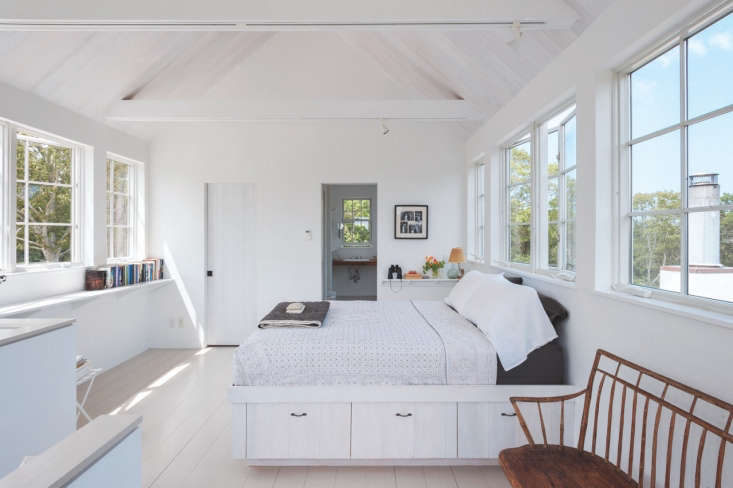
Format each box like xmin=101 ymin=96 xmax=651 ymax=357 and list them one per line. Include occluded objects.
xmin=230 ymin=384 xmax=580 ymax=465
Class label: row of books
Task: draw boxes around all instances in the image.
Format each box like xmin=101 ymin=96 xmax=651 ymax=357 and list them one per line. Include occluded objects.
xmin=85 ymin=258 xmax=164 ymax=290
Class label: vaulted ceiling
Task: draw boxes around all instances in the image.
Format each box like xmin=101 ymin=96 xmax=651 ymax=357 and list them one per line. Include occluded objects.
xmin=0 ymin=0 xmax=611 ymax=138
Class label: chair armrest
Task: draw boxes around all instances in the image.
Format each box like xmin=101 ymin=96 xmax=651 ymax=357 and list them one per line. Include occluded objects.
xmin=509 ymin=389 xmax=587 ymax=447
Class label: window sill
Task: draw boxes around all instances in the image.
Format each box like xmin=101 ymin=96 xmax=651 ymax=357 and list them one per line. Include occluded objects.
xmin=0 ymin=279 xmax=174 ymax=317
xmin=4 ymin=264 xmax=86 ymax=276
xmin=593 ymin=288 xmax=733 ymax=331
xmin=491 ymin=263 xmax=577 ymax=289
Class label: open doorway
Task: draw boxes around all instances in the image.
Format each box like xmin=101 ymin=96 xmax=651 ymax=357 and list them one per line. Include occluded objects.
xmin=322 ymin=184 xmax=378 ymax=300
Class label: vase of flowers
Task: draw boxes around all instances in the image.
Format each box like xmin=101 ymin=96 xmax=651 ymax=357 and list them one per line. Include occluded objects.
xmin=422 ymin=256 xmax=445 ymax=278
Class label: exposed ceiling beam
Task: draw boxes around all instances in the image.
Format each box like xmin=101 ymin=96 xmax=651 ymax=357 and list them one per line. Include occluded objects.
xmin=105 ymin=99 xmax=485 ymax=122
xmin=0 ymin=0 xmax=579 ymax=31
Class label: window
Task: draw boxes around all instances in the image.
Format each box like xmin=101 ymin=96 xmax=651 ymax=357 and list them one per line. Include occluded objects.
xmin=499 ymin=102 xmax=576 ymax=280
xmin=15 ymin=129 xmax=80 ymax=266
xmin=506 ymin=134 xmax=532 ymax=265
xmin=467 ymin=163 xmax=486 ymax=261
xmin=106 ymin=157 xmax=136 ymax=260
xmin=545 ymin=106 xmax=577 ymax=272
xmin=342 ymin=199 xmax=371 ymax=246
xmin=620 ymin=9 xmax=733 ymax=304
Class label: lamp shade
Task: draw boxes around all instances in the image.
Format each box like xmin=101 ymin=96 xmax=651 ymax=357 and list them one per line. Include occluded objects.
xmin=448 ymin=247 xmax=466 ymax=263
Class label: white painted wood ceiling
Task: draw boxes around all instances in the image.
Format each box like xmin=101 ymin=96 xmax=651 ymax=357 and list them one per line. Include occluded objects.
xmin=0 ymin=0 xmax=610 ymax=136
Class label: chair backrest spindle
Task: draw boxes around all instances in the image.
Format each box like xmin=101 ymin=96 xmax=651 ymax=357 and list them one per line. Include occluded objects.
xmin=575 ymin=350 xmax=733 ymax=488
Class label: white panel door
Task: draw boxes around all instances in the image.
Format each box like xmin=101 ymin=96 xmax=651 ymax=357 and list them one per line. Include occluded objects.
xmin=205 ymin=183 xmax=256 ymax=345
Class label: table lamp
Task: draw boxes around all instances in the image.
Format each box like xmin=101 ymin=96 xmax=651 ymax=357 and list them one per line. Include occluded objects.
xmin=447 ymin=247 xmax=466 ymax=279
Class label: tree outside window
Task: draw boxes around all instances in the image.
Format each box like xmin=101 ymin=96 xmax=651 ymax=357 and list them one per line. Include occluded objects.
xmin=16 ymin=132 xmax=74 ymax=265
xmin=343 ymin=199 xmax=371 ymax=246
xmin=507 ymin=138 xmax=531 ymax=264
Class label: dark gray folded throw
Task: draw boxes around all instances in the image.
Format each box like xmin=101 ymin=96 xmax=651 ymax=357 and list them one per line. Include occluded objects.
xmin=258 ymin=301 xmax=331 ymax=329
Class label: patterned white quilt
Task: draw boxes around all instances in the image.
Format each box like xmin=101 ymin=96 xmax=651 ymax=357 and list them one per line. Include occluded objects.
xmin=232 ymin=300 xmax=496 ymax=386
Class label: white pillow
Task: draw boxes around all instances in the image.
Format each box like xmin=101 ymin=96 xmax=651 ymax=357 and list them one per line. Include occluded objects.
xmin=462 ymin=275 xmax=557 ymax=371
xmin=444 ymin=270 xmax=503 ymax=315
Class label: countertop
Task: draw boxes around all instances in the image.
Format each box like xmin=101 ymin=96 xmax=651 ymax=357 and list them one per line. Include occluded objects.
xmin=332 ymin=258 xmax=377 ymax=266
xmin=0 ymin=318 xmax=75 ymax=347
xmin=0 ymin=414 xmax=141 ymax=488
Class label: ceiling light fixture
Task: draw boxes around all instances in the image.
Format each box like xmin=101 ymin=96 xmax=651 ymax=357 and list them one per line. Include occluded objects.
xmin=512 ymin=20 xmax=523 ymax=42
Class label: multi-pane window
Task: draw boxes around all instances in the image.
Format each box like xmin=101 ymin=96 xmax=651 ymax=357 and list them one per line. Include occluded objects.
xmin=106 ymin=158 xmax=135 ymax=259
xmin=623 ymin=10 xmax=733 ymax=303
xmin=469 ymin=163 xmax=486 ymax=261
xmin=506 ymin=135 xmax=532 ymax=264
xmin=342 ymin=199 xmax=371 ymax=246
xmin=15 ymin=131 xmax=76 ymax=265
xmin=546 ymin=106 xmax=577 ymax=272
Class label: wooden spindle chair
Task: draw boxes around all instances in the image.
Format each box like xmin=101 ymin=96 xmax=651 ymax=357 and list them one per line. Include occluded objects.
xmin=499 ymin=349 xmax=733 ymax=488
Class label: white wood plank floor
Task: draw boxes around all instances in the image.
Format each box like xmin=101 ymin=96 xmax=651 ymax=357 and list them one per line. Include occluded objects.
xmin=78 ymin=347 xmax=511 ymax=488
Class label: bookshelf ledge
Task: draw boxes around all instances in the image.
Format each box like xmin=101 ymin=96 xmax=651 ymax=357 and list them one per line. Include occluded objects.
xmin=0 ymin=279 xmax=175 ymax=318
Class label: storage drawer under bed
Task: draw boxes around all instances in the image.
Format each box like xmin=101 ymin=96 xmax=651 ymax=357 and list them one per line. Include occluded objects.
xmin=350 ymin=402 xmax=457 ymax=459
xmin=246 ymin=403 xmax=350 ymax=459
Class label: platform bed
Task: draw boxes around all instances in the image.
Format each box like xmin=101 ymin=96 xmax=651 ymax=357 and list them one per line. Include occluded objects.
xmin=230 ymin=383 xmax=581 ymax=466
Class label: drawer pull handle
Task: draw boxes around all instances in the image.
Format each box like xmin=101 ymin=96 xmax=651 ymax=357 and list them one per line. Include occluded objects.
xmin=395 ymin=413 xmax=413 ymax=418
xmin=501 ymin=412 xmax=517 ymax=417
xmin=290 ymin=412 xmax=308 ymax=417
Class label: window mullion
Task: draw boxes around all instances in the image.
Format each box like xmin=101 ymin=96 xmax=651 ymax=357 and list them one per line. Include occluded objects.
xmin=679 ymin=39 xmax=689 ymax=297
xmin=109 ymin=162 xmax=114 ymax=258
xmin=24 ymin=139 xmax=29 ymax=265
xmin=559 ymin=124 xmax=567 ymax=271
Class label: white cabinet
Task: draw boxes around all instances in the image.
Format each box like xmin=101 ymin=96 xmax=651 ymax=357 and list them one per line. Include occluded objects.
xmin=458 ymin=401 xmax=576 ymax=459
xmin=351 ymin=402 xmax=457 ymax=459
xmin=458 ymin=403 xmax=524 ymax=458
xmin=246 ymin=403 xmax=350 ymax=459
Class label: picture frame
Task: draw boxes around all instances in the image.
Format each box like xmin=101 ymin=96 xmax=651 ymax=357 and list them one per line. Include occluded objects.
xmin=394 ymin=205 xmax=428 ymax=239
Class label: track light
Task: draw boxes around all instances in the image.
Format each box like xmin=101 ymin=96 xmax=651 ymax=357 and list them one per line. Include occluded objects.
xmin=508 ymin=20 xmax=523 ymax=47
xmin=381 ymin=120 xmax=390 ymax=136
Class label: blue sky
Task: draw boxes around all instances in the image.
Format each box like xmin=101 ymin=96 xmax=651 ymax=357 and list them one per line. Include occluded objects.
xmin=631 ymin=12 xmax=733 ymax=198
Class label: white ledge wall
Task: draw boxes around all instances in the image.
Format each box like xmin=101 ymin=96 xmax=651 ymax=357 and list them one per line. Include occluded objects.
xmin=148 ymin=121 xmax=467 ymax=346
xmin=466 ymin=0 xmax=733 ymax=403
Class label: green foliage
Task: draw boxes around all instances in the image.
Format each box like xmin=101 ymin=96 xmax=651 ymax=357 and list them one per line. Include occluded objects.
xmin=343 ymin=199 xmax=371 ymax=245
xmin=15 ymin=139 xmax=72 ymax=264
xmin=631 ymin=190 xmax=733 ymax=287
xmin=509 ymin=147 xmax=531 ymax=263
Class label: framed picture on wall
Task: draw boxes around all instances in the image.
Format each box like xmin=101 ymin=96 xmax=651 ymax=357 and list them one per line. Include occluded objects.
xmin=394 ymin=205 xmax=428 ymax=239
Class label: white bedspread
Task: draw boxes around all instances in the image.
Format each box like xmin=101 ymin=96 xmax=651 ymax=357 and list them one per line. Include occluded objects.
xmin=233 ymin=300 xmax=496 ymax=386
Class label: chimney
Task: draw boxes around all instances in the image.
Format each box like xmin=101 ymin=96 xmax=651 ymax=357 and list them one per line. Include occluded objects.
xmin=688 ymin=173 xmax=720 ymax=266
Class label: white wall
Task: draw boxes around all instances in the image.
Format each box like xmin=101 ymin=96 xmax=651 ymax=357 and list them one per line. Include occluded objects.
xmin=466 ymin=0 xmax=733 ymax=402
xmin=0 ymin=325 xmax=75 ymax=477
xmin=148 ymin=122 xmax=467 ymax=345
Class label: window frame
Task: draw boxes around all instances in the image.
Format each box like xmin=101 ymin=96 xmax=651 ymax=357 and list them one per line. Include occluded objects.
xmin=615 ymin=2 xmax=733 ymax=312
xmin=341 ymin=198 xmax=373 ymax=248
xmin=504 ymin=131 xmax=533 ymax=269
xmin=496 ymin=100 xmax=578 ymax=282
xmin=468 ymin=161 xmax=486 ymax=263
xmin=1 ymin=121 xmax=85 ymax=272
xmin=541 ymin=107 xmax=577 ymax=275
xmin=106 ymin=153 xmax=143 ymax=262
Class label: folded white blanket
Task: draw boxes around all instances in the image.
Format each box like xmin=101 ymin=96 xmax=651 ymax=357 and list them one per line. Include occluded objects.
xmin=462 ymin=274 xmax=557 ymax=371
